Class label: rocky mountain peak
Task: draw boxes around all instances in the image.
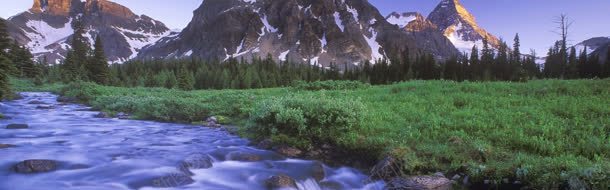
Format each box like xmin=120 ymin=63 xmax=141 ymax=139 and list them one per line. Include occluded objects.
xmin=428 ymin=0 xmax=500 ymax=53
xmin=30 ymin=0 xmax=74 ymax=16
xmin=9 ymin=0 xmax=170 ymax=64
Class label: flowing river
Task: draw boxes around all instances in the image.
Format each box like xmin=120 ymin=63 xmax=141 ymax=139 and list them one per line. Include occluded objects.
xmin=0 ymin=92 xmax=384 ymax=190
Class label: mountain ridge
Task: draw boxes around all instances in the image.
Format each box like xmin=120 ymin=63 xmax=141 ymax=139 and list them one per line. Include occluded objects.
xmin=7 ymin=0 xmax=171 ymax=63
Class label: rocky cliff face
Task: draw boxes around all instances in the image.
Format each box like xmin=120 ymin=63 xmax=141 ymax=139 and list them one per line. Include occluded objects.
xmin=385 ymin=12 xmax=456 ymax=58
xmin=427 ymin=0 xmax=500 ymax=54
xmin=7 ymin=0 xmax=170 ymax=63
xmin=138 ymin=0 xmax=458 ymax=67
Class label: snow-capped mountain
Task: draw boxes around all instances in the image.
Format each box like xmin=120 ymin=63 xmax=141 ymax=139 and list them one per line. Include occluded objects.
xmin=138 ymin=0 xmax=459 ymax=67
xmin=385 ymin=12 xmax=457 ymax=58
xmin=7 ymin=0 xmax=171 ymax=64
xmin=427 ymin=0 xmax=500 ymax=54
xmin=573 ymin=37 xmax=610 ymax=55
xmin=574 ymin=37 xmax=610 ymax=64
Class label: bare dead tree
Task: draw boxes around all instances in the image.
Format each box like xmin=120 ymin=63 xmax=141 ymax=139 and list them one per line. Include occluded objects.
xmin=553 ymin=14 xmax=573 ymax=78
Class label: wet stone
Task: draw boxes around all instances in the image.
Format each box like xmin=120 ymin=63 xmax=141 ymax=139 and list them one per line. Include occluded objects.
xmin=266 ymin=174 xmax=297 ymax=189
xmin=6 ymin=124 xmax=29 ymax=129
xmin=13 ymin=159 xmax=57 ymax=173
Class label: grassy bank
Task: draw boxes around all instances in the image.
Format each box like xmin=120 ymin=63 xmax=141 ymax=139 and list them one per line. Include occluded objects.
xmin=12 ymin=79 xmax=610 ymax=189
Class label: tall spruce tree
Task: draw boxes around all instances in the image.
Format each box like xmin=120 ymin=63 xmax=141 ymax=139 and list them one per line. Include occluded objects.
xmin=469 ymin=45 xmax=480 ymax=80
xmin=603 ymin=48 xmax=610 ymax=78
xmin=177 ymin=66 xmax=194 ymax=90
xmin=64 ymin=17 xmax=89 ymax=81
xmin=0 ymin=19 xmax=11 ymax=57
xmin=89 ymin=35 xmax=110 ymax=84
xmin=0 ymin=54 xmax=11 ymax=99
xmin=566 ymin=47 xmax=578 ymax=79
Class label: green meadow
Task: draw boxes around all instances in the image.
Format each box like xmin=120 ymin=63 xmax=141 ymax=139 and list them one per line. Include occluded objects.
xmin=13 ymin=79 xmax=610 ymax=188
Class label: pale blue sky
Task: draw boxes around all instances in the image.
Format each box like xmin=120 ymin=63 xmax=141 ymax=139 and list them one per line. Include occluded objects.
xmin=2 ymin=0 xmax=609 ymax=54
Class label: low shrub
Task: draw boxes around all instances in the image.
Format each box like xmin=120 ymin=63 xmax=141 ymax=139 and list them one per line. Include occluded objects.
xmin=60 ymin=81 xmax=101 ymax=102
xmin=292 ymin=80 xmax=369 ymax=91
xmin=248 ymin=95 xmax=365 ymax=147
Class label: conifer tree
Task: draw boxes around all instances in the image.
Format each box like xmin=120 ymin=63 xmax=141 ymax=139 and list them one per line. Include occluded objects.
xmin=89 ymin=36 xmax=110 ymax=84
xmin=177 ymin=66 xmax=194 ymax=90
xmin=0 ymin=54 xmax=11 ymax=99
xmin=603 ymin=48 xmax=610 ymax=78
xmin=578 ymin=47 xmax=587 ymax=78
xmin=566 ymin=47 xmax=578 ymax=79
xmin=0 ymin=19 xmax=11 ymax=57
xmin=469 ymin=45 xmax=480 ymax=80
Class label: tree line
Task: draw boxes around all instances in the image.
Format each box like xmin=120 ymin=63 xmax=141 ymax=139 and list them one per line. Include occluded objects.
xmin=2 ymin=16 xmax=610 ymax=95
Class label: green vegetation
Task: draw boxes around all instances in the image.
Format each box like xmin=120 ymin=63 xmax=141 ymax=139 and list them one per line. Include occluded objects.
xmin=291 ymin=80 xmax=370 ymax=91
xmin=15 ymin=79 xmax=609 ymax=189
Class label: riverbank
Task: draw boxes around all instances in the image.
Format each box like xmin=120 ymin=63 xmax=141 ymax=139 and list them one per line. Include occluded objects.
xmin=11 ymin=79 xmax=610 ymax=189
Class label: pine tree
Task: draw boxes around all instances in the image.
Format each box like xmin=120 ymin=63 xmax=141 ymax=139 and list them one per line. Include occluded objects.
xmin=578 ymin=47 xmax=587 ymax=78
xmin=64 ymin=17 xmax=89 ymax=81
xmin=177 ymin=66 xmax=194 ymax=90
xmin=480 ymin=38 xmax=494 ymax=81
xmin=0 ymin=54 xmax=11 ymax=99
xmin=603 ymin=48 xmax=610 ymax=78
xmin=89 ymin=35 xmax=110 ymax=84
xmin=0 ymin=19 xmax=11 ymax=57
xmin=469 ymin=45 xmax=480 ymax=80
xmin=566 ymin=47 xmax=578 ymax=79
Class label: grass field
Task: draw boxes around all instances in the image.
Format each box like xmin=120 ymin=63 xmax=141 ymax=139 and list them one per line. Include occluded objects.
xmin=11 ymin=79 xmax=610 ymax=189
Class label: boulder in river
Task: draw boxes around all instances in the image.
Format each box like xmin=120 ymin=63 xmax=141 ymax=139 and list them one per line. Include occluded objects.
xmin=226 ymin=151 xmax=262 ymax=162
xmin=274 ymin=146 xmax=303 ymax=157
xmin=94 ymin=112 xmax=109 ymax=118
xmin=312 ymin=161 xmax=326 ymax=182
xmin=116 ymin=112 xmax=130 ymax=119
xmin=27 ymin=100 xmax=46 ymax=104
xmin=6 ymin=124 xmax=29 ymax=129
xmin=412 ymin=175 xmax=452 ymax=190
xmin=151 ymin=173 xmax=195 ymax=188
xmin=178 ymin=153 xmax=213 ymax=175
xmin=13 ymin=159 xmax=57 ymax=173
xmin=36 ymin=105 xmax=55 ymax=109
xmin=205 ymin=116 xmax=221 ymax=128
xmin=0 ymin=144 xmax=16 ymax=149
xmin=266 ymin=174 xmax=297 ymax=189
xmin=370 ymin=156 xmax=403 ymax=181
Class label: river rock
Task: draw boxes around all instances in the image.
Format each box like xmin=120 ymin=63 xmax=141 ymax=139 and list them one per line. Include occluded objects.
xmin=0 ymin=144 xmax=16 ymax=149
xmin=371 ymin=156 xmax=403 ymax=181
xmin=116 ymin=112 xmax=130 ymax=119
xmin=266 ymin=174 xmax=297 ymax=189
xmin=178 ymin=153 xmax=213 ymax=175
xmin=412 ymin=176 xmax=452 ymax=189
xmin=36 ymin=105 xmax=55 ymax=109
xmin=27 ymin=100 xmax=46 ymax=104
xmin=226 ymin=151 xmax=262 ymax=162
xmin=13 ymin=159 xmax=57 ymax=173
xmin=274 ymin=146 xmax=303 ymax=157
xmin=151 ymin=173 xmax=195 ymax=188
xmin=386 ymin=177 xmax=426 ymax=190
xmin=206 ymin=116 xmax=221 ymax=128
xmin=312 ymin=161 xmax=326 ymax=181
xmin=94 ymin=112 xmax=109 ymax=118
xmin=6 ymin=124 xmax=29 ymax=129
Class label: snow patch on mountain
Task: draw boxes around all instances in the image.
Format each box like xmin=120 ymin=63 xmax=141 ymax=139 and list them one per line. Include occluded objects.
xmin=364 ymin=28 xmax=383 ymax=63
xmin=445 ymin=22 xmax=482 ymax=54
xmin=386 ymin=15 xmax=416 ymax=28
xmin=113 ymin=27 xmax=171 ymax=59
xmin=25 ymin=19 xmax=73 ymax=54
xmin=334 ymin=12 xmax=344 ymax=32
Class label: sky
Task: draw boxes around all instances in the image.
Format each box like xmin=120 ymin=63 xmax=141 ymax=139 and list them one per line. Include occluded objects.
xmin=2 ymin=0 xmax=609 ymax=55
